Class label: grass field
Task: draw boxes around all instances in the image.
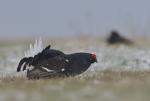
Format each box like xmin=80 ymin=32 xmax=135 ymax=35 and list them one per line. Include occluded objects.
xmin=1 ymin=71 xmax=150 ymax=101
xmin=0 ymin=37 xmax=150 ymax=101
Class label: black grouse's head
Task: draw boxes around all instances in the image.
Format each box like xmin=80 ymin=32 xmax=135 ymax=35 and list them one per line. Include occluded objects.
xmin=110 ymin=30 xmax=120 ymax=38
xmin=90 ymin=53 xmax=97 ymax=63
xmin=109 ymin=30 xmax=122 ymax=42
xmin=81 ymin=53 xmax=97 ymax=63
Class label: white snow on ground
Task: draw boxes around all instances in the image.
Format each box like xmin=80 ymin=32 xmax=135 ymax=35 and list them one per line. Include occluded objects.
xmin=1 ymin=38 xmax=150 ymax=76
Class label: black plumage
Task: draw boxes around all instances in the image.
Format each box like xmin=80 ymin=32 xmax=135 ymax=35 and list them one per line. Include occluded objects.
xmin=17 ymin=45 xmax=97 ymax=79
xmin=107 ymin=30 xmax=133 ymax=45
xmin=17 ymin=45 xmax=65 ymax=72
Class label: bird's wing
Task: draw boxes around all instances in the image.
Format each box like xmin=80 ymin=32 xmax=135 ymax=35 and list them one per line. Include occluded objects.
xmin=33 ymin=45 xmax=51 ymax=60
xmin=29 ymin=45 xmax=50 ymax=65
xmin=31 ymin=45 xmax=65 ymax=65
xmin=36 ymin=55 xmax=69 ymax=72
xmin=33 ymin=45 xmax=51 ymax=59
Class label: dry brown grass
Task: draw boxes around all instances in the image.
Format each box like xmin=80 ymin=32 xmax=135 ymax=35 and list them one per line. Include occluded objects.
xmin=0 ymin=71 xmax=150 ymax=101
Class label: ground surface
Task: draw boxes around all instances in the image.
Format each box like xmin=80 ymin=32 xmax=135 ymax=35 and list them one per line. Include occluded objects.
xmin=0 ymin=37 xmax=150 ymax=101
xmin=1 ymin=71 xmax=150 ymax=101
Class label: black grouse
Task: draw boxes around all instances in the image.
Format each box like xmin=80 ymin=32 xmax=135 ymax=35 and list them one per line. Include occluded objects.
xmin=107 ymin=30 xmax=133 ymax=45
xmin=17 ymin=45 xmax=97 ymax=79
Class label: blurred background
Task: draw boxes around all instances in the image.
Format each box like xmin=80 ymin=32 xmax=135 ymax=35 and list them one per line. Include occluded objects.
xmin=0 ymin=0 xmax=150 ymax=40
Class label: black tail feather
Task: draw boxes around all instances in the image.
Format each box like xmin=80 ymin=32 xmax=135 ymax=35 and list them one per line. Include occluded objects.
xmin=17 ymin=57 xmax=32 ymax=72
xmin=17 ymin=58 xmax=28 ymax=72
xmin=22 ymin=57 xmax=33 ymax=71
xmin=17 ymin=45 xmax=51 ymax=72
xmin=23 ymin=62 xmax=28 ymax=71
xmin=31 ymin=45 xmax=51 ymax=65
